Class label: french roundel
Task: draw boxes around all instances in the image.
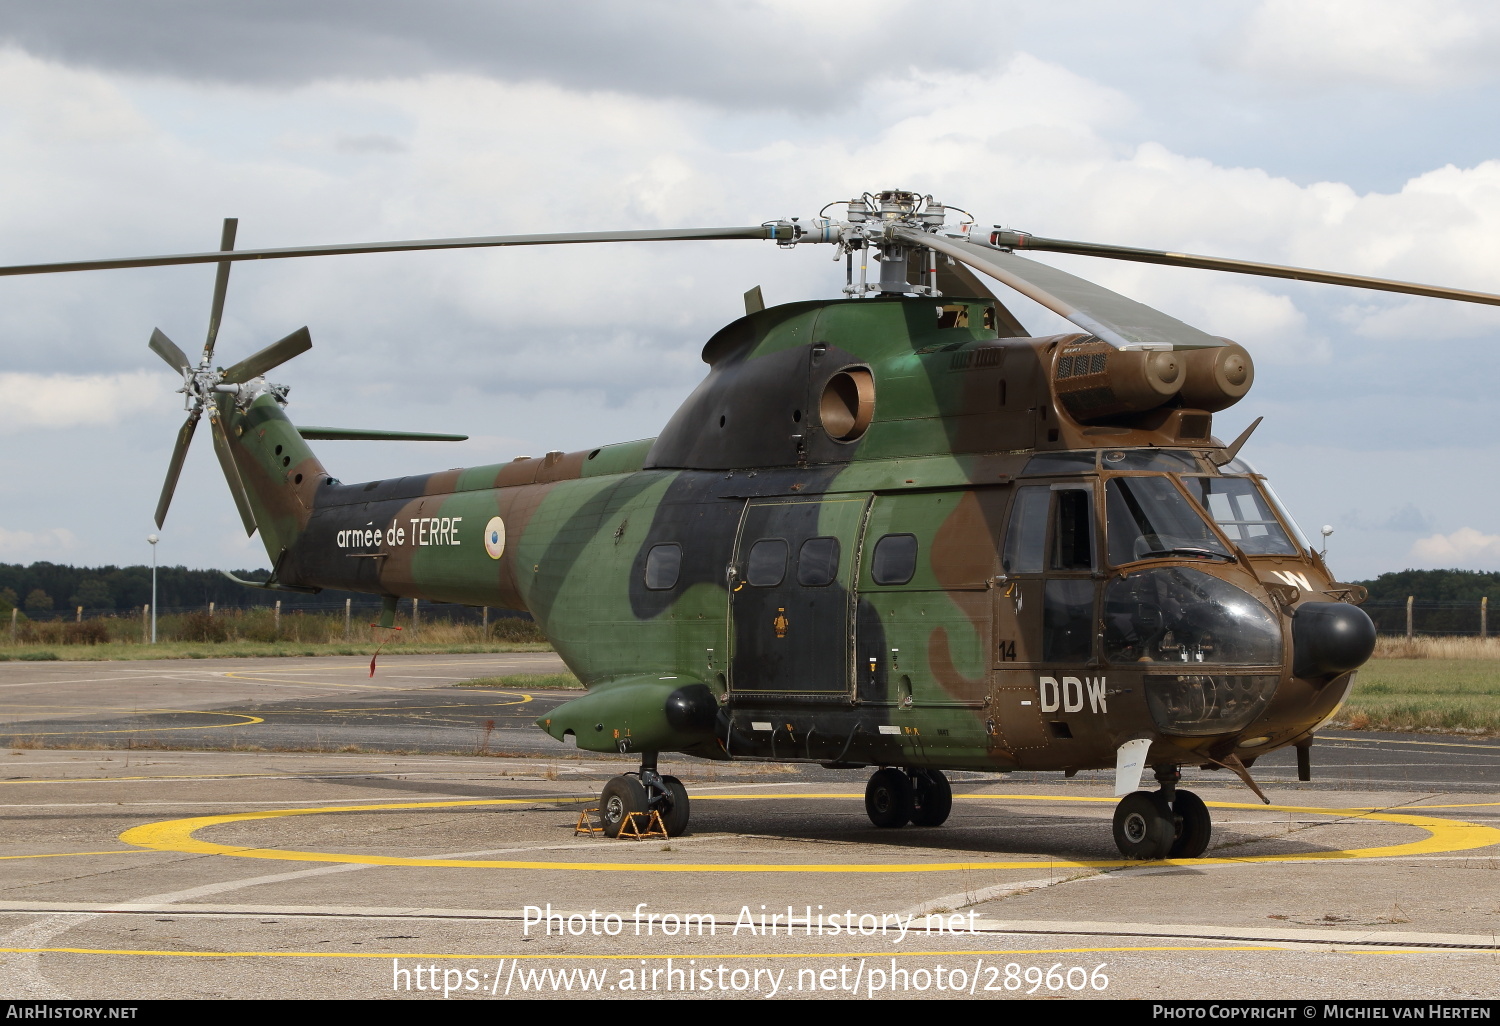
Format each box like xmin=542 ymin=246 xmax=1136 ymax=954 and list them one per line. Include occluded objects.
xmin=484 ymin=516 xmax=506 ymax=560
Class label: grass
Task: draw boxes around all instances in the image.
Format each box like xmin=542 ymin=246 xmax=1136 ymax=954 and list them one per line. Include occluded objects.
xmin=457 ymin=672 xmax=583 ymax=689
xmin=1338 ymin=642 xmax=1500 ymax=735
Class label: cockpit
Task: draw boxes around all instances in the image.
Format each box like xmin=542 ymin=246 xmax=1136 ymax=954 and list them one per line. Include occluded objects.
xmin=999 ymin=448 xmax=1310 ymax=734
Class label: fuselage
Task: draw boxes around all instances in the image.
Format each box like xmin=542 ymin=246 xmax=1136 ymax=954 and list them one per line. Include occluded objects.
xmin=220 ymin=295 xmax=1373 ymax=776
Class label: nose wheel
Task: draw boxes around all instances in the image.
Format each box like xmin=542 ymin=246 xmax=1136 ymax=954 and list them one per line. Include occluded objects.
xmin=1112 ymin=765 xmax=1213 ymax=859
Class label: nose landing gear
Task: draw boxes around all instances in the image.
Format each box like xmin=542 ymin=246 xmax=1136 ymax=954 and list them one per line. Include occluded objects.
xmin=864 ymin=768 xmax=952 ymax=828
xmin=598 ymin=753 xmax=689 ymax=838
xmin=1112 ymin=764 xmax=1212 ymax=860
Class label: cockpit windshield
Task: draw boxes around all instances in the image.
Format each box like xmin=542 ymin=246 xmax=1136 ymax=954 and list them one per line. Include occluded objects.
xmin=1179 ymin=477 xmax=1298 ymax=556
xmin=1105 ymin=477 xmax=1231 ymax=565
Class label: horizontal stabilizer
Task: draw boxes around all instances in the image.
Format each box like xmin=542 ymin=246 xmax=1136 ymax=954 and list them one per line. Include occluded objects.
xmin=295 ymin=426 xmax=468 ymax=441
xmin=221 ymin=570 xmax=320 ymax=594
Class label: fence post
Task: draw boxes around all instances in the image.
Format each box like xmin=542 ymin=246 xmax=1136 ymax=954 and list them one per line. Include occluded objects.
xmin=142 ymin=605 xmax=149 ymax=643
xmin=345 ymin=598 xmax=352 ymax=640
xmin=1406 ymin=595 xmax=1414 ymax=640
xmin=274 ymin=600 xmax=281 ymax=636
xmin=75 ymin=605 xmax=82 ymax=623
xmin=10 ymin=607 xmax=16 ymax=644
xmin=411 ymin=597 xmax=419 ymax=638
xmin=482 ymin=605 xmax=489 ymax=636
xmin=208 ymin=601 xmax=215 ymax=619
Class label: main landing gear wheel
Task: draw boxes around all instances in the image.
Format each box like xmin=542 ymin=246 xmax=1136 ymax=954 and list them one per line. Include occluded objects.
xmin=1169 ymin=789 xmax=1212 ymax=858
xmin=1112 ymin=790 xmax=1175 ymax=859
xmin=600 ymin=775 xmax=649 ymax=839
xmin=865 ymin=767 xmax=913 ymax=828
xmin=659 ymin=774 xmax=690 ymax=837
xmin=909 ymin=769 xmax=953 ymax=827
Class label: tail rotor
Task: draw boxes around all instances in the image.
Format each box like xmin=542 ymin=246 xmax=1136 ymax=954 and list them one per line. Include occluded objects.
xmin=147 ymin=218 xmax=312 ymax=533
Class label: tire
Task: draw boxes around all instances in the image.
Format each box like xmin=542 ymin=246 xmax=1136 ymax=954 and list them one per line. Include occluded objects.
xmin=1169 ymin=789 xmax=1212 ymax=858
xmin=660 ymin=775 xmax=690 ymax=837
xmin=865 ymin=767 xmax=913 ymax=828
xmin=600 ymin=775 xmax=648 ymax=838
xmin=1112 ymin=790 xmax=1175 ymax=859
xmin=909 ymin=769 xmax=953 ymax=827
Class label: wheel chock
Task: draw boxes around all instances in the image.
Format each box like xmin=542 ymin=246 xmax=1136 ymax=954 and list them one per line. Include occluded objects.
xmin=574 ymin=808 xmax=605 ymax=836
xmin=617 ymin=810 xmax=668 ymax=840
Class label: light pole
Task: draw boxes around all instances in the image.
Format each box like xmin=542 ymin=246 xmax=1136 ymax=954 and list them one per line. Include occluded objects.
xmin=147 ymin=534 xmax=159 ymax=644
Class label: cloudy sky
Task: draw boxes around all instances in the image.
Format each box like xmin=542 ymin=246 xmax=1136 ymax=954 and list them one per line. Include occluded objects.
xmin=3 ymin=0 xmax=1500 ymax=580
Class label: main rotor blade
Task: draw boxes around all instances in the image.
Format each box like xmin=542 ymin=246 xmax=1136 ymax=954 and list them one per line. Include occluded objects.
xmin=995 ymin=232 xmax=1500 ymax=308
xmin=222 ymin=326 xmax=312 ymax=384
xmin=901 ymin=229 xmax=1225 ymax=350
xmin=148 ymin=328 xmax=192 ymax=375
xmin=209 ymin=412 xmax=258 ymax=537
xmin=0 ymin=225 xmax=784 ymax=277
xmin=154 ymin=409 xmax=200 ymax=528
xmin=203 ymin=218 xmax=238 ymax=363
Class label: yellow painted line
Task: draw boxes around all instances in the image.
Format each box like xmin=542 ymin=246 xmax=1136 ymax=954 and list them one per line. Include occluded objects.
xmin=0 ymin=849 xmax=155 ymax=861
xmin=3 ymin=709 xmax=263 ymax=736
xmin=220 ymin=671 xmax=404 ymax=691
xmin=117 ymin=795 xmax=1500 ymax=873
xmin=0 ymin=945 xmax=1281 ymax=961
xmin=1320 ymin=735 xmax=1499 ymax=751
xmin=0 ymin=767 xmax=566 ymax=786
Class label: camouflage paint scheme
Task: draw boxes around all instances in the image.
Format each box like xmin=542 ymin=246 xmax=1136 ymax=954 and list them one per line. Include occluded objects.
xmin=219 ymin=295 xmax=1363 ymax=777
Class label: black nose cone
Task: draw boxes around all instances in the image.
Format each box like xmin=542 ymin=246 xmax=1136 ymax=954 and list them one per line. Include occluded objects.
xmin=1292 ymin=601 xmax=1376 ymax=679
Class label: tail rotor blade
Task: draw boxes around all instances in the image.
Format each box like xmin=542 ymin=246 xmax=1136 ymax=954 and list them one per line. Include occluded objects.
xmin=154 ymin=409 xmax=201 ymax=528
xmin=148 ymin=328 xmax=192 ymax=375
xmin=202 ymin=218 xmax=238 ymax=364
xmin=209 ymin=413 xmax=258 ymax=536
xmin=222 ymin=326 xmax=312 ymax=384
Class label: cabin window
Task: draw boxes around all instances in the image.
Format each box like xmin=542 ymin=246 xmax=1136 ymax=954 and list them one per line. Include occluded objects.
xmin=1179 ymin=477 xmax=1298 ymax=556
xmin=871 ymin=534 xmax=918 ymax=585
xmin=1051 ymin=488 xmax=1095 ymax=571
xmin=746 ymin=538 xmax=789 ymax=587
xmin=644 ymin=544 xmax=682 ymax=590
xmin=796 ymin=536 xmax=840 ymax=587
xmin=1002 ymin=486 xmax=1050 ymax=575
xmin=1105 ymin=477 xmax=1230 ymax=565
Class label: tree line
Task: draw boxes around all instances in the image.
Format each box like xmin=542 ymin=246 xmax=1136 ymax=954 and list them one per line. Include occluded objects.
xmin=1 ymin=561 xmax=292 ymax=617
xmin=5 ymin=561 xmax=1498 ymax=630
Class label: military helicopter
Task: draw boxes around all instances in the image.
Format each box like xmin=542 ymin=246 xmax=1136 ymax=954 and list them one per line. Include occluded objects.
xmin=7 ymin=188 xmax=1500 ymax=859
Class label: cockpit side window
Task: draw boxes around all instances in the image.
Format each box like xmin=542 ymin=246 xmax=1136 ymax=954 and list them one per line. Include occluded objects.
xmin=1180 ymin=477 xmax=1298 ymax=556
xmin=1106 ymin=477 xmax=1231 ymax=565
xmin=1051 ymin=488 xmax=1094 ymax=571
xmin=1002 ymin=486 xmax=1050 ymax=575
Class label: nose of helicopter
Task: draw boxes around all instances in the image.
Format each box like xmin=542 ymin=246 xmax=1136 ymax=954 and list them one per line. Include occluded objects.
xmin=1291 ymin=601 xmax=1376 ymax=679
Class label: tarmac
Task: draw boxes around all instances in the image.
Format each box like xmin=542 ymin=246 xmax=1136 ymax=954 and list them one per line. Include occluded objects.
xmin=1 ymin=653 xmax=1497 ymax=1001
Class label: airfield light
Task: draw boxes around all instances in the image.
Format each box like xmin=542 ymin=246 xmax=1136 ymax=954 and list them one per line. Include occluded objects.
xmin=147 ymin=534 xmax=159 ymax=644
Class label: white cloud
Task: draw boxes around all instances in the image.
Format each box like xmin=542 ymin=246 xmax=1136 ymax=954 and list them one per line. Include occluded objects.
xmin=0 ymin=525 xmax=77 ymax=561
xmin=1231 ymin=0 xmax=1500 ymax=90
xmin=1410 ymin=527 xmax=1500 ymax=568
xmin=0 ymin=371 xmax=170 ymax=432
